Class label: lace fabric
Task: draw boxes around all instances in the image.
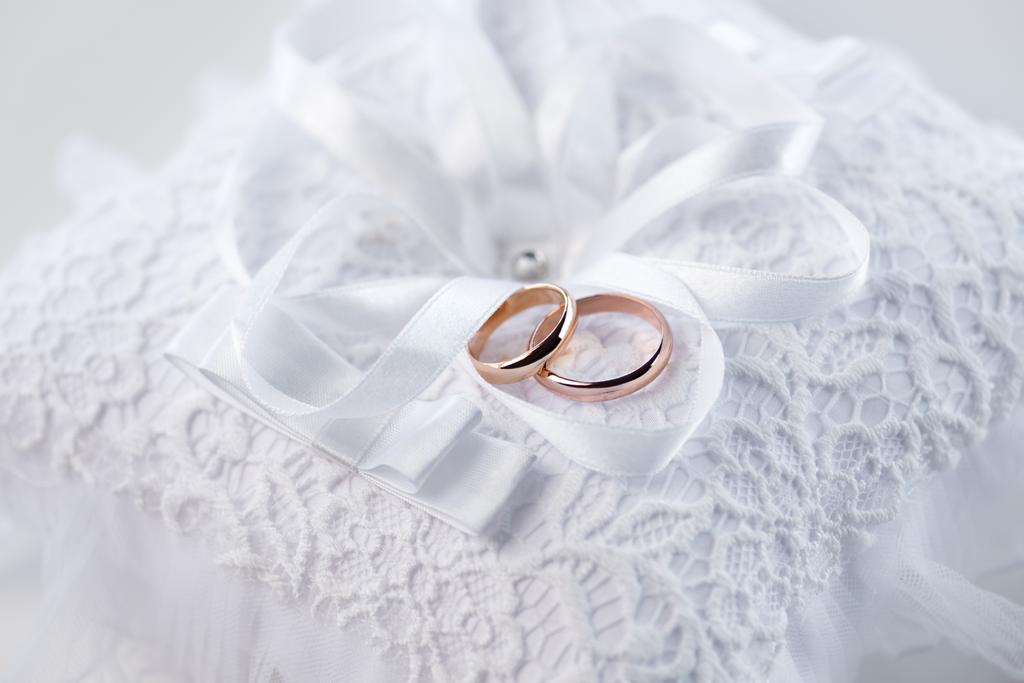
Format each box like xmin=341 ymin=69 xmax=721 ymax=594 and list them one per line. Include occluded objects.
xmin=1 ymin=1 xmax=1024 ymax=681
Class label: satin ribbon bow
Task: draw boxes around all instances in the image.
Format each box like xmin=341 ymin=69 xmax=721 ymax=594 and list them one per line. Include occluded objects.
xmin=167 ymin=0 xmax=870 ymax=534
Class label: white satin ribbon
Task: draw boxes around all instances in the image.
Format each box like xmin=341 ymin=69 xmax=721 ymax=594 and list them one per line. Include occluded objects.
xmin=166 ymin=265 xmax=531 ymax=534
xmin=167 ymin=1 xmax=871 ymax=533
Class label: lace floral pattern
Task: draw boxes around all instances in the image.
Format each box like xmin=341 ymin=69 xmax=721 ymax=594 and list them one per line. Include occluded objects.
xmin=2 ymin=6 xmax=1024 ymax=683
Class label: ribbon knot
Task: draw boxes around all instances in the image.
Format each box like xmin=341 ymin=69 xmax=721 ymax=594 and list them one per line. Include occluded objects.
xmin=167 ymin=0 xmax=871 ymax=534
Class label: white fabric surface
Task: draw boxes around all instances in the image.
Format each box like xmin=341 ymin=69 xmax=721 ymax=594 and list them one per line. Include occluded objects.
xmin=1 ymin=0 xmax=1023 ymax=681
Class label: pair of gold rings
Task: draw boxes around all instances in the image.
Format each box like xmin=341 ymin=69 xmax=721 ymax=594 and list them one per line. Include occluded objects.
xmin=467 ymin=283 xmax=673 ymax=402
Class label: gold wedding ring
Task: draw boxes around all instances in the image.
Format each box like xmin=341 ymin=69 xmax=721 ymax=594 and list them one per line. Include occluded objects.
xmin=529 ymin=293 xmax=673 ymax=402
xmin=468 ymin=285 xmax=673 ymax=401
xmin=468 ymin=284 xmax=578 ymax=384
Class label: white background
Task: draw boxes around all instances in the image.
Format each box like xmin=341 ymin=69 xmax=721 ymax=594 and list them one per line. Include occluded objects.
xmin=1 ymin=2 xmax=1022 ymax=681
xmin=1 ymin=0 xmax=1023 ymax=261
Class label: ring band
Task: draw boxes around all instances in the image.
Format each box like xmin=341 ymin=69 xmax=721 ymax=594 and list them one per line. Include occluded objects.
xmin=529 ymin=293 xmax=673 ymax=401
xmin=468 ymin=283 xmax=578 ymax=384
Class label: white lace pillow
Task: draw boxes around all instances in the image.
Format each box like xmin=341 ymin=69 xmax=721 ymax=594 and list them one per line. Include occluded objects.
xmin=1 ymin=2 xmax=1023 ymax=682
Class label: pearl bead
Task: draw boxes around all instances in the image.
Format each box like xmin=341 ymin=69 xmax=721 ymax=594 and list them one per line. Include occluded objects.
xmin=511 ymin=249 xmax=549 ymax=281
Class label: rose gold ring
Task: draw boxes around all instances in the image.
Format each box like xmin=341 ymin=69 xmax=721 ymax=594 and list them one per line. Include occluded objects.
xmin=529 ymin=293 xmax=673 ymax=402
xmin=468 ymin=283 xmax=578 ymax=384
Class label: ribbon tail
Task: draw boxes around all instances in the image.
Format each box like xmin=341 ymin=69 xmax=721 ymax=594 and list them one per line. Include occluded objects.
xmin=364 ymin=427 xmax=534 ymax=535
xmin=166 ymin=286 xmax=533 ymax=535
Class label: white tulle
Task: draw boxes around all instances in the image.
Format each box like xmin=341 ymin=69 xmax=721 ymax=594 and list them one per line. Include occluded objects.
xmin=0 ymin=465 xmax=404 ymax=682
xmin=773 ymin=399 xmax=1024 ymax=682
